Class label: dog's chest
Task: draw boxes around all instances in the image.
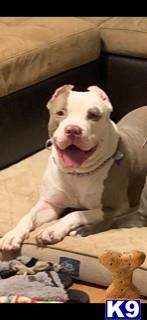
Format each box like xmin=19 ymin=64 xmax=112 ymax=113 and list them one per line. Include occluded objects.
xmin=63 ymin=159 xmax=114 ymax=209
xmin=42 ymin=156 xmax=114 ymax=210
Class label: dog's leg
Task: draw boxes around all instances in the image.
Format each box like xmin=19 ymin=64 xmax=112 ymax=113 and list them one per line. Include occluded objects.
xmin=36 ymin=208 xmax=111 ymax=244
xmin=0 ymin=200 xmax=62 ymax=251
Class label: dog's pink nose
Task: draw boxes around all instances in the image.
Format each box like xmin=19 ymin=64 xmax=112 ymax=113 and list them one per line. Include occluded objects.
xmin=64 ymin=125 xmax=82 ymax=136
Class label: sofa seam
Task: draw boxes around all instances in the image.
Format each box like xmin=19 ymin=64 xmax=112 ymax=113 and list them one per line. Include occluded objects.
xmin=99 ymin=26 xmax=147 ymax=35
xmin=22 ymin=241 xmax=98 ymax=259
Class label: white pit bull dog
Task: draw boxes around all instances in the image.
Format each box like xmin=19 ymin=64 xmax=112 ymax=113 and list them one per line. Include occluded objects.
xmin=1 ymin=85 xmax=147 ymax=251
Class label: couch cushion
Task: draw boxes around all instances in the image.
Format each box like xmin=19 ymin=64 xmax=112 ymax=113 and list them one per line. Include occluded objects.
xmin=99 ymin=17 xmax=147 ymax=59
xmin=1 ymin=149 xmax=147 ymax=297
xmin=0 ymin=150 xmax=48 ymax=235
xmin=0 ymin=17 xmax=100 ymax=98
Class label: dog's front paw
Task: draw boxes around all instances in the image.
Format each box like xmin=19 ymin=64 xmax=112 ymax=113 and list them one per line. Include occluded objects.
xmin=0 ymin=228 xmax=29 ymax=251
xmin=36 ymin=224 xmax=68 ymax=245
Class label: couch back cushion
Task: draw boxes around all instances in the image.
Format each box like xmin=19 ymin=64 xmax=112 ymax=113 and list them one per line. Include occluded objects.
xmin=99 ymin=17 xmax=147 ymax=58
xmin=0 ymin=17 xmax=100 ymax=97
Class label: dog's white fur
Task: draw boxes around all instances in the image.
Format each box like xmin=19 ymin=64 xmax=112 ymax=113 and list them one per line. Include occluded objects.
xmin=0 ymin=85 xmax=146 ymax=251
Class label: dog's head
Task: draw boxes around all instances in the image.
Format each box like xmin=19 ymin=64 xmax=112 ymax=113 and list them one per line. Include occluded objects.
xmin=47 ymin=85 xmax=113 ymax=169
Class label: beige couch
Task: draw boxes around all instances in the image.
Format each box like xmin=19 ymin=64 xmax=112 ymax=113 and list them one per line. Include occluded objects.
xmin=2 ymin=16 xmax=147 ymax=98
xmin=1 ymin=17 xmax=147 ymax=296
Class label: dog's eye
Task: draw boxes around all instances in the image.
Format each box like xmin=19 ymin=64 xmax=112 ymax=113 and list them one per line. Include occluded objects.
xmin=56 ymin=110 xmax=65 ymax=116
xmin=87 ymin=107 xmax=102 ymax=121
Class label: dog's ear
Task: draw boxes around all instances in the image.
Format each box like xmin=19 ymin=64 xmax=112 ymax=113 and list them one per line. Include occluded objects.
xmin=87 ymin=86 xmax=113 ymax=114
xmin=88 ymin=86 xmax=109 ymax=101
xmin=46 ymin=84 xmax=74 ymax=110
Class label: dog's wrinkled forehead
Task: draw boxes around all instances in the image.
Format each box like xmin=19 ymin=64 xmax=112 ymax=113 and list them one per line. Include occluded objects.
xmin=67 ymin=90 xmax=110 ymax=116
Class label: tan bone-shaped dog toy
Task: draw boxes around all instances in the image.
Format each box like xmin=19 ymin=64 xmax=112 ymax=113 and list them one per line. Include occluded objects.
xmin=99 ymin=250 xmax=146 ymax=300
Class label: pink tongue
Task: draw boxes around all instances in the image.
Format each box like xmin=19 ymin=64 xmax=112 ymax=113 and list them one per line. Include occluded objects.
xmin=61 ymin=145 xmax=87 ymax=168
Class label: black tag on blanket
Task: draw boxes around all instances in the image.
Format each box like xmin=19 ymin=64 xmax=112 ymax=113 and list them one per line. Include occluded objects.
xmin=59 ymin=257 xmax=80 ymax=277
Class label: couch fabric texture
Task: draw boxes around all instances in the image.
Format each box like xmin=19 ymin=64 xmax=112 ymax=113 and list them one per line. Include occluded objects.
xmin=0 ymin=17 xmax=101 ymax=97
xmin=81 ymin=17 xmax=147 ymax=58
xmin=2 ymin=17 xmax=147 ymax=98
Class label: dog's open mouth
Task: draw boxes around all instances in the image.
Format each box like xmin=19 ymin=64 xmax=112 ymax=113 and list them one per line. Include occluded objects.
xmin=56 ymin=144 xmax=97 ymax=168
